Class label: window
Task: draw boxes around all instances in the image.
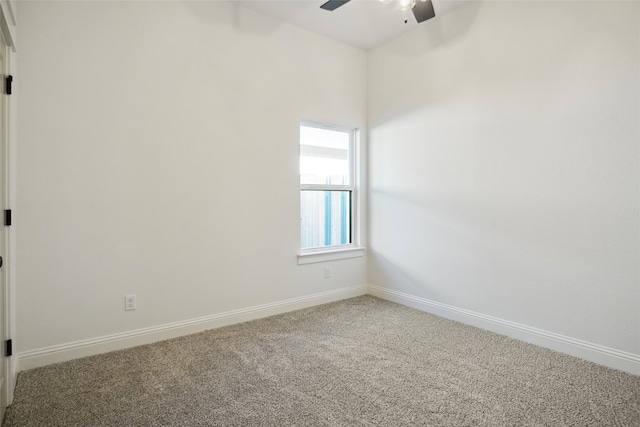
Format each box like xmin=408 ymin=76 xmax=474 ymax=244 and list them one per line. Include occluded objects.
xmin=299 ymin=122 xmax=363 ymax=263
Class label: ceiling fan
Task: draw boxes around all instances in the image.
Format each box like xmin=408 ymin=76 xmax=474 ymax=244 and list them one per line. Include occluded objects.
xmin=320 ymin=0 xmax=436 ymax=24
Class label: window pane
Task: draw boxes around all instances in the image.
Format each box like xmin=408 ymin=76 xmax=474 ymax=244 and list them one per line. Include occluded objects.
xmin=301 ymin=190 xmax=351 ymax=249
xmin=300 ymin=125 xmax=350 ymax=185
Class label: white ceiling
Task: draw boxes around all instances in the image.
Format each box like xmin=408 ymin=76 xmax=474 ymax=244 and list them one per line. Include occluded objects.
xmin=232 ymin=0 xmax=472 ymax=50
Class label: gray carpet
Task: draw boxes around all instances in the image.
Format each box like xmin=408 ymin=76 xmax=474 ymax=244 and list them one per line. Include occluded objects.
xmin=3 ymin=296 xmax=640 ymax=426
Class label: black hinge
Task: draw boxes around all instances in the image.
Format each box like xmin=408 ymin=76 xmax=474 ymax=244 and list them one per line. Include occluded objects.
xmin=4 ymin=209 xmax=11 ymax=226
xmin=5 ymin=75 xmax=12 ymax=95
xmin=5 ymin=339 xmax=12 ymax=357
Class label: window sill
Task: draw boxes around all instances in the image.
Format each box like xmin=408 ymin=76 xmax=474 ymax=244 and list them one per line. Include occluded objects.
xmin=297 ymin=247 xmax=365 ymax=265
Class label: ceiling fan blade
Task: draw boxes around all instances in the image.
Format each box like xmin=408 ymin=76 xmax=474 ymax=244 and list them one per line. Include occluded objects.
xmin=320 ymin=0 xmax=351 ymax=11
xmin=412 ymin=0 xmax=436 ymax=23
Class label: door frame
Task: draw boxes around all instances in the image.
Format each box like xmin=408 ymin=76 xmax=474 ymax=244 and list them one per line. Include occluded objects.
xmin=0 ymin=0 xmax=16 ymax=412
xmin=0 ymin=36 xmax=7 ymax=420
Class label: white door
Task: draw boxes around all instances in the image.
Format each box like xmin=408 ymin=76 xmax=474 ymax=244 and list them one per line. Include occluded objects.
xmin=0 ymin=36 xmax=8 ymax=420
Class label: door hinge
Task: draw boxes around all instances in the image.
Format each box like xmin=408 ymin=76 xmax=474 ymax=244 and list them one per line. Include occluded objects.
xmin=4 ymin=209 xmax=11 ymax=226
xmin=5 ymin=339 xmax=12 ymax=357
xmin=5 ymin=75 xmax=12 ymax=95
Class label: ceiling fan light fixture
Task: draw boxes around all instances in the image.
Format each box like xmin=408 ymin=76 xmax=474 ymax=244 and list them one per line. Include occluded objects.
xmin=321 ymin=0 xmax=435 ymax=25
xmin=395 ymin=0 xmax=416 ymax=11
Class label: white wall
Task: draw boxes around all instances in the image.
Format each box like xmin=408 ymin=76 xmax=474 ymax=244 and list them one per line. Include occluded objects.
xmin=368 ymin=1 xmax=639 ymax=356
xmin=17 ymin=1 xmax=367 ymax=358
xmin=16 ymin=0 xmax=640 ymax=374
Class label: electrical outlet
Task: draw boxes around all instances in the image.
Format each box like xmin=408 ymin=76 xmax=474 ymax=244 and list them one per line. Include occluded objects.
xmin=324 ymin=267 xmax=331 ymax=278
xmin=125 ymin=294 xmax=137 ymax=311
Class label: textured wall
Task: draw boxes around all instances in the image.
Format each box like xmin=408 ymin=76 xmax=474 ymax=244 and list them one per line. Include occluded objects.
xmin=368 ymin=1 xmax=640 ymax=354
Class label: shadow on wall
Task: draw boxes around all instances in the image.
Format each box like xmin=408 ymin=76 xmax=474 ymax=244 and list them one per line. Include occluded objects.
xmin=368 ymin=250 xmax=440 ymax=300
xmin=367 ymin=186 xmax=478 ymax=306
xmin=366 ymin=3 xmax=484 ymax=129
xmin=366 ymin=185 xmax=600 ymax=319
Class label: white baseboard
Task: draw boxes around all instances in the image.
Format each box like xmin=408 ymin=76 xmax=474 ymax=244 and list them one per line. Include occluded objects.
xmin=18 ymin=284 xmax=640 ymax=377
xmin=369 ymin=285 xmax=640 ymax=376
xmin=17 ymin=284 xmax=368 ymax=371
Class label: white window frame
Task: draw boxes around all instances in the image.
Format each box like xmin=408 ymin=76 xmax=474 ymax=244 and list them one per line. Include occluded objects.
xmin=298 ymin=121 xmax=365 ymax=265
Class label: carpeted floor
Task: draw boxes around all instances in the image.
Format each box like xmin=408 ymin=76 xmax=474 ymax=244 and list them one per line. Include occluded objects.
xmin=3 ymin=295 xmax=640 ymax=426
